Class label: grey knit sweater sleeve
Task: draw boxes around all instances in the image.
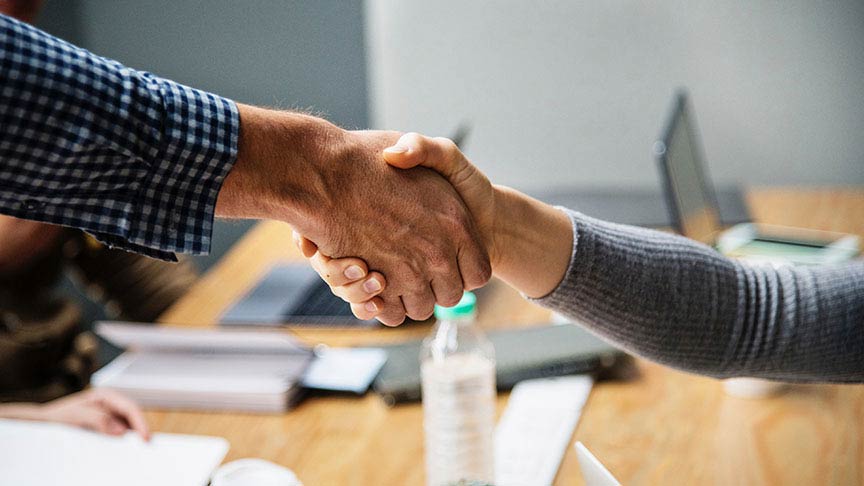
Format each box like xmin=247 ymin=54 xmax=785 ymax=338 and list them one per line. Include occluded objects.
xmin=532 ymin=209 xmax=864 ymax=382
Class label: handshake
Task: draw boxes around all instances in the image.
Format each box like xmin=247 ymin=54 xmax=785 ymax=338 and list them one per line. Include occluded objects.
xmin=217 ymin=105 xmax=574 ymax=326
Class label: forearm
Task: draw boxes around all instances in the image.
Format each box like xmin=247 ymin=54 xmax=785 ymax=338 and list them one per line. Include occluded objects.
xmin=0 ymin=403 xmax=43 ymax=421
xmin=490 ymin=186 xmax=573 ymax=298
xmin=531 ymin=210 xmax=864 ymax=382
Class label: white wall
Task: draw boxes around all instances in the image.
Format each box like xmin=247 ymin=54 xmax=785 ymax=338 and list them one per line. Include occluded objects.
xmin=365 ymin=0 xmax=864 ymax=191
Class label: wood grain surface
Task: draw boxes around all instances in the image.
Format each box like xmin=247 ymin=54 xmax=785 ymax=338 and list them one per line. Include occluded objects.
xmin=152 ymin=187 xmax=864 ymax=486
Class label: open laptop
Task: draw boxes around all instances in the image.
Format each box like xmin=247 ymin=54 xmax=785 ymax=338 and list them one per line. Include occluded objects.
xmin=654 ymin=90 xmax=859 ymax=263
xmin=220 ymin=263 xmax=379 ymax=327
xmin=653 ymin=90 xmax=723 ymax=245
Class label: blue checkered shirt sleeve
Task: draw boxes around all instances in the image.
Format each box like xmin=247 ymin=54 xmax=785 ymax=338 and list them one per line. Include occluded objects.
xmin=0 ymin=14 xmax=239 ymax=260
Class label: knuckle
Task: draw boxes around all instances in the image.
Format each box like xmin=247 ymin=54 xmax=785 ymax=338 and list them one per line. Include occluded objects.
xmin=465 ymin=258 xmax=493 ymax=290
xmin=99 ymin=415 xmax=114 ymax=430
xmin=435 ymin=137 xmax=458 ymax=154
xmin=350 ymin=303 xmax=369 ymax=320
xmin=343 ymin=287 xmax=368 ymax=304
xmin=404 ymin=131 xmax=423 ymax=142
xmin=398 ymin=261 xmax=425 ymax=287
xmin=425 ymin=246 xmax=451 ymax=272
xmin=439 ymin=293 xmax=462 ymax=308
xmin=411 ymin=305 xmax=435 ymax=321
xmin=437 ymin=285 xmax=463 ymax=307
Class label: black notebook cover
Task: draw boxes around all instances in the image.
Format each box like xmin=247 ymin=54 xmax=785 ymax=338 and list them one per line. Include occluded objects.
xmin=372 ymin=324 xmax=626 ymax=406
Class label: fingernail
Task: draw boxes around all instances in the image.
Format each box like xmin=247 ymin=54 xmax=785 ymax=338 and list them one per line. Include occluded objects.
xmin=384 ymin=145 xmax=408 ymax=154
xmin=363 ymin=278 xmax=382 ymax=293
xmin=365 ymin=301 xmax=378 ymax=312
xmin=344 ymin=265 xmax=365 ymax=280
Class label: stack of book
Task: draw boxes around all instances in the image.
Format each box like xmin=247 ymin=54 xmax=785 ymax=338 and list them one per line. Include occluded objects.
xmin=92 ymin=322 xmax=313 ymax=413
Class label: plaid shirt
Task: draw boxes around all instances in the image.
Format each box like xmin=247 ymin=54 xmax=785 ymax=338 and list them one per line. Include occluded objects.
xmin=0 ymin=14 xmax=239 ymax=260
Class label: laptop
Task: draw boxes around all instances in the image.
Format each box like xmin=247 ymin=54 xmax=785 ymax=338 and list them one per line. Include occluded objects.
xmin=221 ymin=263 xmax=379 ymax=327
xmin=654 ymin=90 xmax=859 ymax=264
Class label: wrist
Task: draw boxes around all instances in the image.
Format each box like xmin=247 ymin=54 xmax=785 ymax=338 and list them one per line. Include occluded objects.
xmin=488 ymin=185 xmax=573 ymax=298
xmin=216 ymin=104 xmax=348 ymax=226
xmin=0 ymin=403 xmax=45 ymax=421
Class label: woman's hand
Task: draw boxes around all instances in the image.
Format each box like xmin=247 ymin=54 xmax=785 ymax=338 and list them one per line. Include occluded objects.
xmin=292 ymin=231 xmax=389 ymax=321
xmin=383 ymin=134 xmax=502 ymax=266
xmin=0 ymin=389 xmax=150 ymax=440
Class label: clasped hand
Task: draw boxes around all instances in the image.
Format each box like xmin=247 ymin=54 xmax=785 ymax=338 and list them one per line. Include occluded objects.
xmin=221 ymin=106 xmax=571 ymax=325
xmin=294 ymin=132 xmax=501 ymax=325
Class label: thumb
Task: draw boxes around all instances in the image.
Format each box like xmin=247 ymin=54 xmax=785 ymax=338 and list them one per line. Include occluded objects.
xmin=382 ymin=132 xmax=468 ymax=182
xmin=382 ymin=132 xmax=427 ymax=169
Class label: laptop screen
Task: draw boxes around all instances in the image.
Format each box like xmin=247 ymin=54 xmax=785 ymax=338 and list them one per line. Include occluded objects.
xmin=656 ymin=92 xmax=722 ymax=244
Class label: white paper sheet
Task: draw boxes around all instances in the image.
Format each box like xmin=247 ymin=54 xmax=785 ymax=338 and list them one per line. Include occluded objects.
xmin=0 ymin=419 xmax=228 ymax=486
xmin=302 ymin=347 xmax=387 ymax=393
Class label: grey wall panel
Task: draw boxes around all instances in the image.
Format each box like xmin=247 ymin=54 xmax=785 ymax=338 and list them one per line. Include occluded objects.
xmin=365 ymin=0 xmax=864 ymax=190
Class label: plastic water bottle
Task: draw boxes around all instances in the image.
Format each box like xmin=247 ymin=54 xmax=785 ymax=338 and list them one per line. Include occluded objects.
xmin=421 ymin=292 xmax=496 ymax=486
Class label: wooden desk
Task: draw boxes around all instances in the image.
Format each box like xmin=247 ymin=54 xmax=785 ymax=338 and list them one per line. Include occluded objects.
xmin=153 ymin=187 xmax=864 ymax=485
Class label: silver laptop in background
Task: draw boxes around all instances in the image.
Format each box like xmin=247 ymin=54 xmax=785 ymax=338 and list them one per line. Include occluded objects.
xmin=654 ymin=90 xmax=859 ymax=264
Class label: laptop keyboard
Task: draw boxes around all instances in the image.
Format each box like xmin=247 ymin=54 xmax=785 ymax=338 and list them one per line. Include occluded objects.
xmin=221 ymin=264 xmax=381 ymax=327
xmin=282 ymin=280 xmax=380 ymax=327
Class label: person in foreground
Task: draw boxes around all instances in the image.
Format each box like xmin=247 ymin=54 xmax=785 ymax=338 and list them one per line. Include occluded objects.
xmin=297 ymin=133 xmax=864 ymax=383
xmin=0 ymin=388 xmax=150 ymax=439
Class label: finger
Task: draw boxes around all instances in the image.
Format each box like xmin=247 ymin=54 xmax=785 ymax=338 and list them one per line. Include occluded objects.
xmin=401 ymin=285 xmax=437 ymax=321
xmin=292 ymin=231 xmax=319 ymax=258
xmin=350 ymin=296 xmax=384 ymax=321
xmin=456 ymin=223 xmax=493 ymax=291
xmin=309 ymin=253 xmax=369 ymax=287
xmin=332 ymin=271 xmax=386 ymax=303
xmin=104 ymin=417 xmax=128 ymax=436
xmin=375 ymin=291 xmax=407 ymax=327
xmin=94 ymin=390 xmax=150 ymax=441
xmin=430 ymin=263 xmax=464 ymax=308
xmin=77 ymin=408 xmax=123 ymax=436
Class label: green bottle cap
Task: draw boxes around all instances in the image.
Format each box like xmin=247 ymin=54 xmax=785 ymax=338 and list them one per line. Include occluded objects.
xmin=434 ymin=291 xmax=477 ymax=320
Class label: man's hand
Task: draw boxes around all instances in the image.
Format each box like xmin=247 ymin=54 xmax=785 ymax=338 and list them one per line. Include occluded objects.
xmin=0 ymin=389 xmax=150 ymax=439
xmin=216 ymin=106 xmax=491 ymax=325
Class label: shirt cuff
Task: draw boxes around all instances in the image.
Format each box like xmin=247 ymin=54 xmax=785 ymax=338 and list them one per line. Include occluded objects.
xmin=527 ymin=207 xmax=587 ymax=308
xmin=91 ymin=86 xmax=240 ymax=260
